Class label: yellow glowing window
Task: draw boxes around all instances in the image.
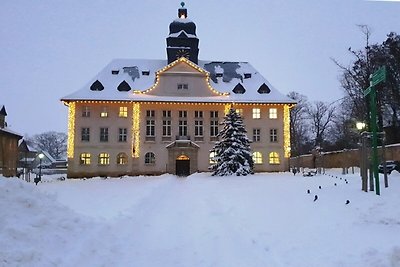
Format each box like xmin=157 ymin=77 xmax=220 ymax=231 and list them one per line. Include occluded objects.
xmin=269 ymin=152 xmax=280 ymax=164
xmin=119 ymin=107 xmax=128 ymax=118
xmin=99 ymin=153 xmax=110 ymax=165
xmin=269 ymin=108 xmax=278 ymax=119
xmin=252 ymin=152 xmax=263 ymax=164
xmin=100 ymin=107 xmax=108 ymax=118
xmin=117 ymin=152 xmax=128 ymax=165
xmin=80 ymin=153 xmax=91 ymax=165
xmin=252 ymin=108 xmax=261 ymax=119
xmin=209 ymin=152 xmax=216 ymax=164
xmin=236 ymin=109 xmax=243 ymax=116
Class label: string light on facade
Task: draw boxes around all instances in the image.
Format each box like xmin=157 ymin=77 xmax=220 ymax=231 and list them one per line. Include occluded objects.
xmin=132 ymin=102 xmax=141 ymax=158
xmin=67 ymin=102 xmax=76 ymax=158
xmin=283 ymin=104 xmax=291 ymax=158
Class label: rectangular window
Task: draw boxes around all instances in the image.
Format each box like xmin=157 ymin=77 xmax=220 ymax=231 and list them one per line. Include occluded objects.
xmin=82 ymin=106 xmax=90 ymax=117
xmin=195 ymin=120 xmax=203 ymax=136
xmin=119 ymin=107 xmax=128 ymax=118
xmin=210 ymin=120 xmax=219 ymax=137
xmin=236 ymin=108 xmax=243 ymax=116
xmin=179 ymin=110 xmax=187 ymax=118
xmin=100 ymin=127 xmax=108 ymax=142
xmin=252 ymin=108 xmax=261 ymax=119
xmin=163 ymin=110 xmax=171 ymax=118
xmin=100 ymin=107 xmax=108 ymax=118
xmin=119 ymin=128 xmax=127 ymax=142
xmin=99 ymin=153 xmax=110 ymax=165
xmin=81 ymin=128 xmax=90 ymax=142
xmin=177 ymin=83 xmax=189 ymax=90
xmin=179 ymin=120 xmax=188 ymax=136
xmin=162 ymin=120 xmax=171 ymax=136
xmin=146 ymin=120 xmax=155 ymax=136
xmin=210 ymin=111 xmax=219 ymax=118
xmin=270 ymin=129 xmax=278 ymax=142
xmin=253 ymin=128 xmax=261 ymax=142
xmin=146 ymin=110 xmax=155 ymax=117
xmin=80 ymin=153 xmax=91 ymax=165
xmin=269 ymin=108 xmax=278 ymax=119
xmin=195 ymin=111 xmax=203 ymax=118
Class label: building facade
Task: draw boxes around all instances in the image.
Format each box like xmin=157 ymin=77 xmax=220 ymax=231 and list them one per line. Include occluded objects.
xmin=61 ymin=4 xmax=295 ymax=178
xmin=0 ymin=105 xmax=23 ymax=177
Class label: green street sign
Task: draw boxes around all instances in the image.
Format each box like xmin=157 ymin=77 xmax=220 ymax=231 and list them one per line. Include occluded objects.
xmin=363 ymin=86 xmax=372 ymax=97
xmin=370 ymin=66 xmax=386 ymax=87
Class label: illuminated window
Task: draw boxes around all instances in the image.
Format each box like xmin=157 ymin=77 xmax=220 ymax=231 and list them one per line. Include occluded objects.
xmin=82 ymin=106 xmax=90 ymax=117
xmin=269 ymin=108 xmax=278 ymax=119
xmin=236 ymin=109 xmax=243 ymax=116
xmin=100 ymin=107 xmax=108 ymax=118
xmin=209 ymin=152 xmax=216 ymax=164
xmin=252 ymin=108 xmax=261 ymax=119
xmin=253 ymin=128 xmax=260 ymax=142
xmin=117 ymin=153 xmax=128 ymax=165
xmin=119 ymin=107 xmax=128 ymax=117
xmin=100 ymin=127 xmax=108 ymax=142
xmin=81 ymin=128 xmax=90 ymax=142
xmin=98 ymin=153 xmax=110 ymax=165
xmin=145 ymin=152 xmax=155 ymax=164
xmin=270 ymin=129 xmax=278 ymax=142
xmin=118 ymin=128 xmax=127 ymax=142
xmin=80 ymin=153 xmax=91 ymax=165
xmin=269 ymin=152 xmax=280 ymax=164
xmin=253 ymin=152 xmax=263 ymax=164
xmin=162 ymin=120 xmax=171 ymax=136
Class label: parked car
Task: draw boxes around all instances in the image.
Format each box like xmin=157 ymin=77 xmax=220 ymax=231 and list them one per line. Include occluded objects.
xmin=378 ymin=160 xmax=400 ymax=174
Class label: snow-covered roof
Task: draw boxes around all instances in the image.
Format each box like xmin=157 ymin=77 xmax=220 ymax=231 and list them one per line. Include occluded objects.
xmin=39 ymin=151 xmax=56 ymax=163
xmin=61 ymin=58 xmax=296 ymax=105
xmin=0 ymin=127 xmax=22 ymax=138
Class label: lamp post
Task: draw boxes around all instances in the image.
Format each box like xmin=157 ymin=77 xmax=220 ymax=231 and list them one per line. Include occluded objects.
xmin=356 ymin=122 xmax=368 ymax=192
xmin=36 ymin=153 xmax=44 ymax=185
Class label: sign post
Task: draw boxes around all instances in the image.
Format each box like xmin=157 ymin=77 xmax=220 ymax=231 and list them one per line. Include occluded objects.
xmin=363 ymin=66 xmax=386 ymax=196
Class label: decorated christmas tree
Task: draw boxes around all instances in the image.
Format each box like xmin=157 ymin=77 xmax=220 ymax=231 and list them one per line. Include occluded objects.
xmin=210 ymin=108 xmax=254 ymax=176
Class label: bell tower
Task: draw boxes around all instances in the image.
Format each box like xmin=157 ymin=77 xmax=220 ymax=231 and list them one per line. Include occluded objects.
xmin=166 ymin=2 xmax=199 ymax=64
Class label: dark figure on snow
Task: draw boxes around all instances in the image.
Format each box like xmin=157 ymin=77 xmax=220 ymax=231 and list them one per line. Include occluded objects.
xmin=292 ymin=168 xmax=298 ymax=176
xmin=314 ymin=195 xmax=318 ymax=202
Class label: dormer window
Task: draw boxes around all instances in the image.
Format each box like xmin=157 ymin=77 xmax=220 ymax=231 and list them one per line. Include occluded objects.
xmin=177 ymin=83 xmax=189 ymax=90
xmin=90 ymin=80 xmax=104 ymax=91
xmin=232 ymin=83 xmax=246 ymax=94
xmin=111 ymin=70 xmax=119 ymax=75
xmin=244 ymin=73 xmax=252 ymax=79
xmin=117 ymin=80 xmax=131 ymax=92
xmin=258 ymin=83 xmax=271 ymax=94
xmin=216 ymin=73 xmax=223 ymax=78
xmin=142 ymin=70 xmax=150 ymax=76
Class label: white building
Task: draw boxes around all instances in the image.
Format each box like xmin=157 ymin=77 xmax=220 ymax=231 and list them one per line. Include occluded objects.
xmin=61 ymin=3 xmax=295 ymax=178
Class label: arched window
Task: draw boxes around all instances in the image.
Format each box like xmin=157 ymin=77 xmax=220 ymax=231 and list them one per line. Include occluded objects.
xmin=145 ymin=152 xmax=155 ymax=164
xmin=80 ymin=153 xmax=91 ymax=165
xmin=117 ymin=153 xmax=128 ymax=165
xmin=98 ymin=153 xmax=110 ymax=165
xmin=252 ymin=152 xmax=263 ymax=164
xmin=269 ymin=152 xmax=280 ymax=164
xmin=209 ymin=152 xmax=216 ymax=164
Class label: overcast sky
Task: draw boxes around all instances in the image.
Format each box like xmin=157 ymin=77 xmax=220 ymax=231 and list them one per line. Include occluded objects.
xmin=1 ymin=0 xmax=399 ymax=136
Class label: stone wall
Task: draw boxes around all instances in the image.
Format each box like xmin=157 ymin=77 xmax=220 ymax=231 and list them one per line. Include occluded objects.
xmin=290 ymin=143 xmax=400 ymax=168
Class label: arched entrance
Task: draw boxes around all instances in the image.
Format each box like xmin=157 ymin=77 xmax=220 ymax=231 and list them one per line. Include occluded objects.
xmin=176 ymin=154 xmax=190 ymax=176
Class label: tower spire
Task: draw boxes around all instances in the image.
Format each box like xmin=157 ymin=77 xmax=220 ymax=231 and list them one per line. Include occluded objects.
xmin=178 ymin=2 xmax=187 ymax=19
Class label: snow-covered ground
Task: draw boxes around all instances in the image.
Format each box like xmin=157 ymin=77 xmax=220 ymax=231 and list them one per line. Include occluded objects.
xmin=1 ymin=170 xmax=400 ymax=267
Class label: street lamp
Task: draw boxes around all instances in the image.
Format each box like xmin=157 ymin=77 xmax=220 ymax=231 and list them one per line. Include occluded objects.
xmin=356 ymin=122 xmax=366 ymax=131
xmin=35 ymin=153 xmax=44 ymax=185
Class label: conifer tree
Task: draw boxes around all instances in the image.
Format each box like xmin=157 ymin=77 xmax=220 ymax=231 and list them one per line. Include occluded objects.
xmin=210 ymin=108 xmax=253 ymax=176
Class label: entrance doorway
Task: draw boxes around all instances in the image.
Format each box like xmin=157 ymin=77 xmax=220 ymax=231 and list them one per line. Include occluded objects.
xmin=176 ymin=155 xmax=190 ymax=176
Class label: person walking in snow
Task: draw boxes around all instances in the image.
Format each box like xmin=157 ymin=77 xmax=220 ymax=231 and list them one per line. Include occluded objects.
xmin=292 ymin=167 xmax=298 ymax=176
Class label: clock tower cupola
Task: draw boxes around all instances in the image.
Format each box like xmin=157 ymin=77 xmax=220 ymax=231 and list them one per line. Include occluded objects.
xmin=166 ymin=2 xmax=199 ymax=64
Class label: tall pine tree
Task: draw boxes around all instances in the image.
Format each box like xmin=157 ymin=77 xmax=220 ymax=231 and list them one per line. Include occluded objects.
xmin=210 ymin=108 xmax=254 ymax=176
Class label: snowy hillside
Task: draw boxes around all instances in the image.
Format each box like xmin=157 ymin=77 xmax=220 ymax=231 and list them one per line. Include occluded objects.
xmin=1 ymin=171 xmax=400 ymax=267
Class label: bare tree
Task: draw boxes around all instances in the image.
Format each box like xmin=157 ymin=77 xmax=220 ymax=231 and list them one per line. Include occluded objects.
xmin=27 ymin=131 xmax=67 ymax=159
xmin=307 ymin=101 xmax=336 ymax=148
xmin=287 ymin=91 xmax=311 ymax=156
